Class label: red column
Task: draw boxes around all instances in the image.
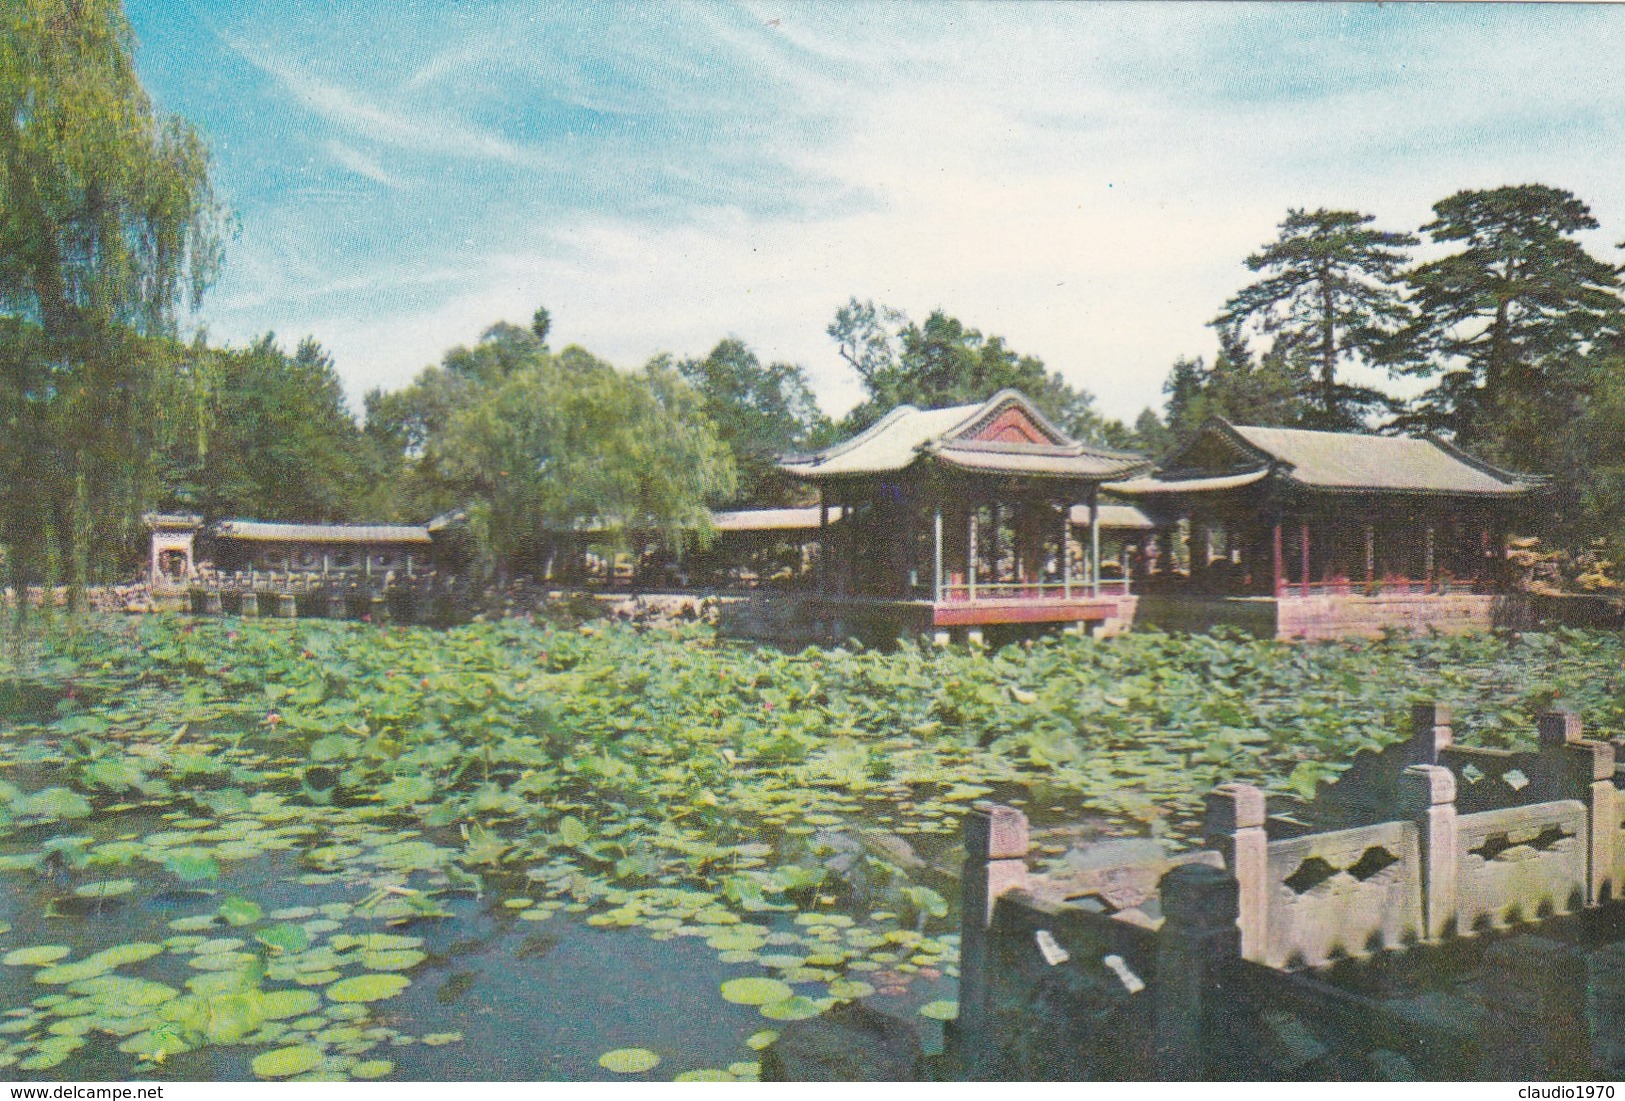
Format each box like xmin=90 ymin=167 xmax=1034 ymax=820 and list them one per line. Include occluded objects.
xmin=1300 ymin=522 xmax=1310 ymax=598
xmin=1271 ymin=522 xmax=1283 ymax=597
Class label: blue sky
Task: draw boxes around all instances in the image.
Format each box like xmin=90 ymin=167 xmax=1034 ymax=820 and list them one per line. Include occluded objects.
xmin=126 ymin=1 xmax=1625 ymax=424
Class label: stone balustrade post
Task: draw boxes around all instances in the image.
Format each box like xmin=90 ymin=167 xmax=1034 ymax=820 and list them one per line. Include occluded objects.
xmin=1538 ymin=709 xmax=1617 ymax=905
xmin=1151 ymin=862 xmax=1240 ymax=1080
xmin=276 ymin=593 xmax=297 ymax=618
xmin=1203 ymin=783 xmax=1266 ymax=962
xmin=202 ymin=591 xmax=222 ymax=616
xmin=1401 ymin=764 xmax=1458 ymax=941
xmin=1407 ymin=701 xmax=1453 ymax=764
xmin=958 ymin=802 xmax=1028 ymax=1079
xmin=239 ymin=592 xmax=259 ymax=617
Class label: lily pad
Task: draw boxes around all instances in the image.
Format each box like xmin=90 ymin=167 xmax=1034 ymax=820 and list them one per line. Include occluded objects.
xmin=3 ymin=946 xmax=71 ymax=967
xmin=759 ymin=995 xmax=831 ymax=1021
xmin=599 ymin=1047 xmax=660 ymax=1073
xmin=917 ymin=999 xmax=959 ymax=1021
xmin=251 ymin=1043 xmax=326 ymax=1078
xmin=326 ymin=974 xmax=410 ymax=1003
xmin=256 ymin=924 xmax=311 ymax=954
xmin=73 ymin=879 xmax=135 ymax=899
xmin=218 ymin=896 xmax=264 ymax=927
xmin=720 ymin=977 xmax=794 ymax=1006
xmin=260 ymin=989 xmax=322 ymax=1020
xmin=351 ymin=1059 xmax=394 ymax=1079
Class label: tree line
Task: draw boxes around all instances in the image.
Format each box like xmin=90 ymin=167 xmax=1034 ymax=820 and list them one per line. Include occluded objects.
xmin=5 ymin=0 xmax=1624 ymax=598
xmin=1138 ymin=191 xmax=1625 ymax=551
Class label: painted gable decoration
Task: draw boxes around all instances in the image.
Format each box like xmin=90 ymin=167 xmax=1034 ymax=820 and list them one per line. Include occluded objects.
xmin=966 ymin=404 xmax=1054 ymax=446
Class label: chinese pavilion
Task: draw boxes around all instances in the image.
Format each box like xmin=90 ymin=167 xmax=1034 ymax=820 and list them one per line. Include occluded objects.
xmin=1107 ymin=418 xmax=1543 ymax=638
xmin=763 ymin=389 xmax=1150 ymax=642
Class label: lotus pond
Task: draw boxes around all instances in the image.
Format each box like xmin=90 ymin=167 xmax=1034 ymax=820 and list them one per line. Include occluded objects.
xmin=1 ymin=614 xmax=1622 ymax=1080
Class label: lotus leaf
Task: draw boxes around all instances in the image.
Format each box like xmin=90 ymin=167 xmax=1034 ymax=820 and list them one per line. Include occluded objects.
xmin=351 ymin=1059 xmax=394 ymax=1078
xmin=326 ymin=974 xmax=410 ymax=1003
xmin=218 ymin=896 xmax=264 ymax=927
xmin=598 ymin=1047 xmax=660 ymax=1073
xmin=72 ymin=879 xmax=135 ymax=899
xmin=4 ymin=946 xmax=70 ymax=966
xmin=758 ymin=995 xmax=831 ymax=1021
xmin=255 ymin=924 xmax=311 ymax=954
xmin=259 ymin=990 xmax=322 ymax=1020
xmin=917 ymin=999 xmax=959 ymax=1020
xmin=251 ymin=1043 xmax=326 ymax=1078
xmin=358 ymin=949 xmax=425 ymax=972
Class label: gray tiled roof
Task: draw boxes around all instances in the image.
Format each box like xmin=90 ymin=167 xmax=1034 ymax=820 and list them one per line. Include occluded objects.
xmin=1067 ymin=503 xmax=1157 ymax=530
xmin=780 ymin=389 xmax=1148 ymax=482
xmin=1111 ymin=419 xmax=1539 ymax=499
xmin=711 ymin=507 xmax=845 ymax=532
xmin=1228 ymin=424 xmax=1536 ymax=495
xmin=212 ymin=521 xmax=433 ymax=545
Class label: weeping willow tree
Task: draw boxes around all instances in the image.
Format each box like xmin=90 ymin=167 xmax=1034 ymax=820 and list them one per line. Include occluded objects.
xmin=0 ymin=0 xmax=225 ymax=611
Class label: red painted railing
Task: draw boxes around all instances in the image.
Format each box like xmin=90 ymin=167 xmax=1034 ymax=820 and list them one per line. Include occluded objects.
xmin=936 ymin=578 xmax=1132 ymax=602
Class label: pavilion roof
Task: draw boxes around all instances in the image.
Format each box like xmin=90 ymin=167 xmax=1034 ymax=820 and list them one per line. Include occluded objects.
xmin=1067 ymin=503 xmax=1156 ymax=531
xmin=710 ymin=507 xmax=844 ymax=532
xmin=211 ymin=520 xmax=433 ymax=545
xmin=1111 ymin=418 xmax=1541 ymax=499
xmin=779 ymin=389 xmax=1148 ymax=483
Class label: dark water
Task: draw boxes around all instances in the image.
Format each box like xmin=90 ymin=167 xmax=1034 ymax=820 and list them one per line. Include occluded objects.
xmin=0 ymin=816 xmax=956 ymax=1082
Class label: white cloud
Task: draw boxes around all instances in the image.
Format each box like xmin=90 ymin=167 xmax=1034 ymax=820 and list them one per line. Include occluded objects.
xmin=224 ymin=34 xmax=545 ymax=167
xmin=324 ymin=140 xmax=405 ymax=189
xmin=195 ymin=4 xmax=1625 ymax=428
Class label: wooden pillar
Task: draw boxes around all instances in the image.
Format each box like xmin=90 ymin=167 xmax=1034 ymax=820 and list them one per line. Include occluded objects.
xmin=1090 ymin=487 xmax=1101 ymax=598
xmin=846 ymin=498 xmax=858 ymax=596
xmin=1271 ymin=521 xmax=1283 ymax=597
xmin=933 ymin=506 xmax=943 ymax=602
xmin=1060 ymin=504 xmax=1072 ymax=599
xmin=967 ymin=506 xmax=979 ymax=601
xmin=991 ymin=502 xmax=1003 ymax=585
xmin=1299 ymin=521 xmax=1310 ymax=597
xmin=1425 ymin=524 xmax=1436 ymax=589
xmin=819 ymin=500 xmax=830 ymax=594
xmin=1364 ymin=523 xmax=1375 ymax=587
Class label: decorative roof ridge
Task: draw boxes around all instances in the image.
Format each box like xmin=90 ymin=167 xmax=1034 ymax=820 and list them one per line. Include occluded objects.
xmin=778 ymin=403 xmax=924 ymax=467
xmin=1149 ymin=461 xmax=1271 ymax=483
xmin=1424 ymin=435 xmax=1550 ymax=487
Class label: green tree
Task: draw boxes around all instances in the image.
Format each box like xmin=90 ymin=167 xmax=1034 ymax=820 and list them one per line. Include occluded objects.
xmin=159 ymin=336 xmax=380 ymax=523
xmin=676 ymin=338 xmax=829 ymax=506
xmin=366 ymin=313 xmax=736 ymax=572
xmin=431 ymin=345 xmax=735 ymax=572
xmin=1131 ymin=407 xmax=1174 ymax=456
xmin=827 ymin=298 xmax=1115 ymax=442
xmin=0 ymin=0 xmax=225 ymax=602
xmin=1215 ymin=208 xmax=1416 ymax=429
xmin=1160 ymin=332 xmax=1312 ymax=444
xmin=1393 ymin=185 xmax=1625 ymax=468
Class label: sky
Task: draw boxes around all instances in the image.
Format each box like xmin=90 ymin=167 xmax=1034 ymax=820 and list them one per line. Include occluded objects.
xmin=125 ymin=1 xmax=1625 ymax=425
